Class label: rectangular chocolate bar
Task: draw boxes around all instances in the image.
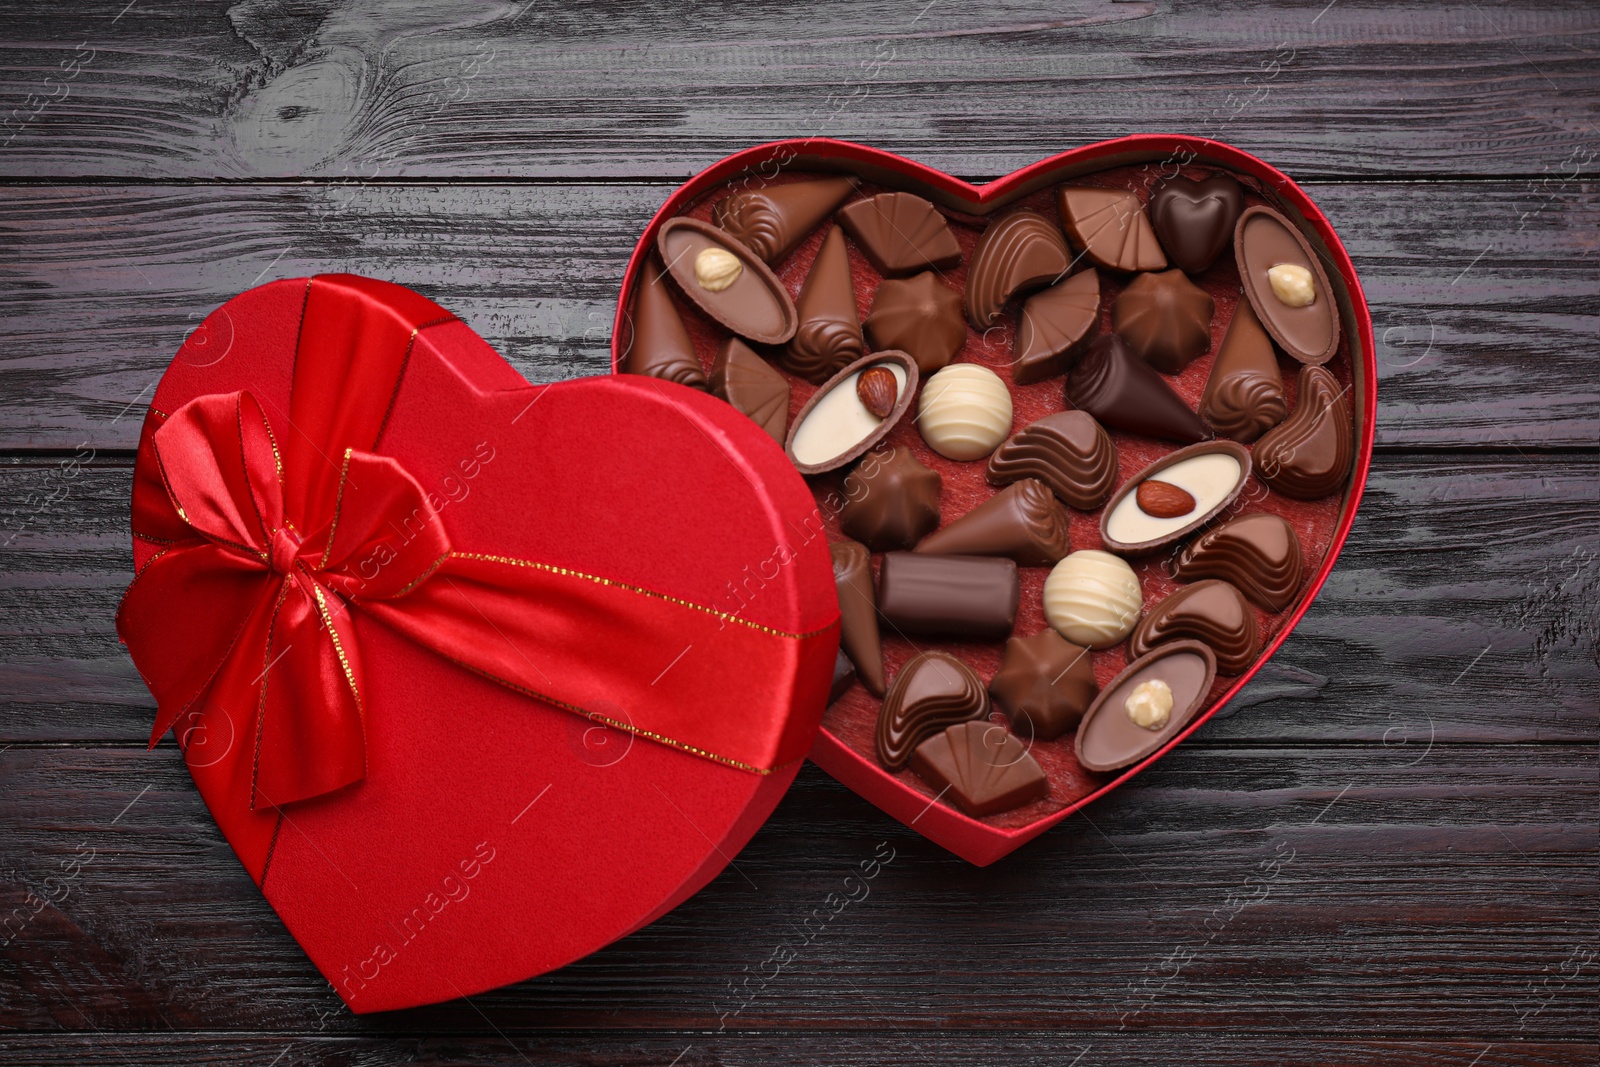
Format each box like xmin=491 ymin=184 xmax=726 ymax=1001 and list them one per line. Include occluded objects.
xmin=876 ymin=552 xmax=1019 ymax=641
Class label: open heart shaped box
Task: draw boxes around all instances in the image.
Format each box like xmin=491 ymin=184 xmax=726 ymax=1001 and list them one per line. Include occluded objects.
xmin=612 ymin=136 xmax=1376 ymax=866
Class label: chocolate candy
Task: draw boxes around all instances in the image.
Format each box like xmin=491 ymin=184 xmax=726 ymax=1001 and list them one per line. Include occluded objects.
xmin=1112 ymin=269 xmax=1215 ymax=374
xmin=916 ymin=364 xmax=1014 ymax=461
xmin=1056 ymin=186 xmax=1167 ymax=273
xmin=1067 ymin=334 xmax=1209 ymax=443
xmin=987 ymin=629 xmax=1097 ymax=741
xmin=838 ymin=444 xmax=942 ymax=551
xmin=964 ymin=209 xmax=1071 ymax=329
xmin=914 ymin=478 xmax=1071 ymax=567
xmin=788 ymin=351 xmax=919 ymax=475
xmin=875 ymin=650 xmax=989 ymax=771
xmin=784 ymin=225 xmax=865 ymax=383
xmin=1042 ymin=549 xmax=1142 ymax=649
xmin=837 ymin=191 xmax=961 ymax=276
xmin=621 ymin=258 xmax=709 ymax=389
xmin=1075 ymin=640 xmax=1217 ymax=772
xmin=986 ymin=410 xmax=1118 ymax=511
xmin=831 ymin=539 xmax=887 ymax=697
xmin=1199 ymin=299 xmax=1286 ymax=443
xmin=830 ymin=649 xmax=856 ymax=705
xmin=1128 ymin=579 xmax=1259 ymax=675
xmin=877 ymin=552 xmax=1019 ymax=641
xmin=711 ymin=175 xmax=858 ymax=265
xmin=1013 ymin=268 xmax=1100 ymax=385
xmin=910 ymin=721 xmax=1049 ymax=816
xmin=1254 ymin=364 xmax=1353 ymax=499
xmin=1234 ymin=205 xmax=1340 ymax=366
xmin=1100 ymin=440 xmax=1252 ymax=556
xmin=1173 ymin=512 xmax=1303 ymax=612
xmin=710 ymin=337 xmax=790 ymax=442
xmin=657 ymin=218 xmax=798 ymax=345
xmin=1149 ymin=175 xmax=1244 ymax=275
xmin=864 ymin=272 xmax=966 ymax=375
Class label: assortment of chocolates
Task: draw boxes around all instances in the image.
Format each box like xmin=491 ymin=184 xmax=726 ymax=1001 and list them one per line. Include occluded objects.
xmin=619 ymin=160 xmax=1357 ymax=824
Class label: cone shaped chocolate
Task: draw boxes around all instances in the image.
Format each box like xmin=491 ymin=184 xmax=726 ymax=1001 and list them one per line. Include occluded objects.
xmin=783 ymin=225 xmax=865 ymax=382
xmin=710 ymin=337 xmax=790 ymax=442
xmin=1067 ymin=335 xmax=1208 ymax=443
xmin=914 ymin=479 xmax=1071 ymax=567
xmin=622 ymin=258 xmax=707 ymax=389
xmin=1200 ymin=300 xmax=1286 ymax=443
xmin=712 ymin=176 xmax=859 ymax=265
xmin=831 ymin=540 xmax=886 ymax=696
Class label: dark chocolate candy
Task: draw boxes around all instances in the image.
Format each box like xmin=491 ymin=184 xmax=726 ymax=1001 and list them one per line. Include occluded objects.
xmin=875 ymin=651 xmax=989 ymax=771
xmin=1234 ymin=205 xmax=1340 ymax=365
xmin=711 ymin=175 xmax=858 ymax=265
xmin=657 ymin=217 xmax=798 ymax=345
xmin=914 ymin=478 xmax=1071 ymax=567
xmin=830 ymin=649 xmax=856 ymax=706
xmin=876 ymin=552 xmax=1019 ymax=641
xmin=1099 ymin=440 xmax=1252 ymax=556
xmin=1112 ymin=269 xmax=1215 ymax=374
xmin=987 ymin=629 xmax=1097 ymax=742
xmin=710 ymin=337 xmax=790 ymax=442
xmin=1149 ymin=175 xmax=1244 ymax=275
xmin=1174 ymin=512 xmax=1304 ymax=612
xmin=837 ymin=191 xmax=961 ymax=276
xmin=964 ymin=209 xmax=1071 ymax=329
xmin=1199 ymin=299 xmax=1286 ymax=443
xmin=787 ymin=351 xmax=919 ymax=476
xmin=1255 ymin=364 xmax=1353 ymax=499
xmin=864 ymin=272 xmax=966 ymax=375
xmin=1066 ymin=334 xmax=1209 ymax=444
xmin=1013 ymin=268 xmax=1100 ymax=385
xmin=1056 ymin=186 xmax=1167 ymax=273
xmin=1128 ymin=579 xmax=1259 ymax=675
xmin=838 ymin=444 xmax=942 ymax=552
xmin=1074 ymin=640 xmax=1218 ymax=773
xmin=783 ymin=224 xmax=865 ymax=383
xmin=621 ymin=258 xmax=708 ymax=389
xmin=831 ymin=539 xmax=887 ymax=697
xmin=910 ymin=720 xmax=1049 ymax=817
xmin=986 ymin=410 xmax=1118 ymax=511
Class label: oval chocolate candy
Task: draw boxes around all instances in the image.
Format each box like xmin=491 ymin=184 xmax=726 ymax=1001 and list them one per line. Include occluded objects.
xmin=1234 ymin=205 xmax=1340 ymax=366
xmin=657 ymin=217 xmax=798 ymax=345
xmin=1098 ymin=440 xmax=1252 ymax=556
xmin=786 ymin=350 xmax=919 ymax=475
xmin=1074 ymin=639 xmax=1218 ymax=773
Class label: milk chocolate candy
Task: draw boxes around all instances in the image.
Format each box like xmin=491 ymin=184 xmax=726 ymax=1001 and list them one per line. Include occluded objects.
xmin=875 ymin=651 xmax=989 ymax=771
xmin=621 ymin=258 xmax=708 ymax=389
xmin=1056 ymin=186 xmax=1167 ymax=273
xmin=1112 ymin=269 xmax=1214 ymax=374
xmin=784 ymin=225 xmax=865 ymax=383
xmin=831 ymin=539 xmax=887 ymax=697
xmin=986 ymin=410 xmax=1118 ymax=511
xmin=864 ymin=272 xmax=966 ymax=375
xmin=877 ymin=552 xmax=1019 ymax=641
xmin=1128 ymin=580 xmax=1259 ymax=675
xmin=1100 ymin=440 xmax=1252 ymax=556
xmin=1013 ymin=268 xmax=1100 ymax=385
xmin=711 ymin=175 xmax=858 ymax=265
xmin=787 ymin=351 xmax=919 ymax=475
xmin=1074 ymin=640 xmax=1218 ymax=773
xmin=987 ymin=629 xmax=1097 ymax=741
xmin=914 ymin=478 xmax=1071 ymax=567
xmin=837 ymin=192 xmax=961 ymax=276
xmin=910 ymin=721 xmax=1049 ymax=817
xmin=1234 ymin=205 xmax=1340 ymax=365
xmin=657 ymin=217 xmax=798 ymax=344
xmin=1255 ymin=364 xmax=1353 ymax=499
xmin=964 ymin=209 xmax=1071 ymax=329
xmin=830 ymin=649 xmax=857 ymax=706
xmin=710 ymin=337 xmax=790 ymax=442
xmin=1199 ymin=299 xmax=1286 ymax=443
xmin=1149 ymin=175 xmax=1244 ymax=275
xmin=1174 ymin=512 xmax=1302 ymax=612
xmin=838 ymin=445 xmax=942 ymax=552
xmin=1067 ymin=334 xmax=1209 ymax=444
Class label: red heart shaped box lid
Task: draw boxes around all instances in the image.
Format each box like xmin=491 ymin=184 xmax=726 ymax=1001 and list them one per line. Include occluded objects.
xmin=127 ymin=274 xmax=839 ymax=1011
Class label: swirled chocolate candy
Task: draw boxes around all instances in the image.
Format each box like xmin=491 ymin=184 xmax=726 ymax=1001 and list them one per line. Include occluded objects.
xmin=1013 ymin=268 xmax=1100 ymax=385
xmin=1149 ymin=175 xmax=1244 ymax=275
xmin=783 ymin=225 xmax=865 ymax=383
xmin=1199 ymin=299 xmax=1286 ymax=443
xmin=657 ymin=218 xmax=798 ymax=345
xmin=864 ymin=272 xmax=966 ymax=374
xmin=1067 ymin=335 xmax=1208 ymax=444
xmin=621 ymin=258 xmax=708 ymax=389
xmin=1112 ymin=269 xmax=1215 ymax=374
xmin=838 ymin=445 xmax=942 ymax=551
xmin=986 ymin=410 xmax=1118 ymax=511
xmin=711 ymin=175 xmax=858 ymax=265
xmin=987 ymin=629 xmax=1097 ymax=741
xmin=914 ymin=478 xmax=1071 ymax=567
xmin=1128 ymin=579 xmax=1259 ymax=675
xmin=910 ymin=720 xmax=1049 ymax=816
xmin=1174 ymin=512 xmax=1304 ymax=612
xmin=875 ymin=650 xmax=989 ymax=771
xmin=1075 ymin=640 xmax=1217 ymax=772
xmin=1043 ymin=549 xmax=1143 ymax=649
xmin=917 ymin=364 xmax=1013 ymax=461
xmin=1255 ymin=364 xmax=1353 ymax=499
xmin=831 ymin=539 xmax=887 ymax=696
xmin=877 ymin=552 xmax=1019 ymax=641
xmin=1234 ymin=205 xmax=1340 ymax=365
xmin=837 ymin=191 xmax=961 ymax=275
xmin=964 ymin=209 xmax=1071 ymax=329
xmin=1056 ymin=186 xmax=1167 ymax=273
xmin=710 ymin=337 xmax=789 ymax=442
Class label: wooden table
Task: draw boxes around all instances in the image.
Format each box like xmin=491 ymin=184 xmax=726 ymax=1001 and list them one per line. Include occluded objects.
xmin=2 ymin=2 xmax=1596 ymax=1063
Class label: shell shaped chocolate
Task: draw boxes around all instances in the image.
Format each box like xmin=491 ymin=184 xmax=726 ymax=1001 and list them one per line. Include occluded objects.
xmin=1013 ymin=268 xmax=1101 ymax=385
xmin=909 ymin=720 xmax=1049 ymax=817
xmin=876 ymin=651 xmax=990 ymax=771
xmin=1112 ymin=269 xmax=1215 ymax=374
xmin=1173 ymin=512 xmax=1303 ymax=612
xmin=1056 ymin=186 xmax=1167 ymax=273
xmin=986 ymin=410 xmax=1118 ymax=511
xmin=1128 ymin=579 xmax=1259 ymax=675
xmin=964 ymin=209 xmax=1071 ymax=329
xmin=837 ymin=191 xmax=962 ymax=275
xmin=709 ymin=337 xmax=789 ymax=442
xmin=1255 ymin=364 xmax=1354 ymax=499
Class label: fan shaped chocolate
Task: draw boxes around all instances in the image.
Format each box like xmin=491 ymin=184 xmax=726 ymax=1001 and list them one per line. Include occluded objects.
xmin=711 ymin=175 xmax=858 ymax=265
xmin=986 ymin=410 xmax=1118 ymax=511
xmin=1235 ymin=205 xmax=1340 ymax=365
xmin=1199 ymin=299 xmax=1286 ymax=443
xmin=657 ymin=218 xmax=798 ymax=344
xmin=1056 ymin=186 xmax=1167 ymax=273
xmin=831 ymin=539 xmax=886 ymax=696
xmin=864 ymin=272 xmax=966 ymax=374
xmin=1150 ymin=175 xmax=1244 ymax=274
xmin=783 ymin=225 xmax=865 ymax=382
xmin=914 ymin=478 xmax=1071 ymax=567
xmin=1067 ymin=334 xmax=1208 ymax=444
xmin=910 ymin=721 xmax=1049 ymax=817
xmin=710 ymin=337 xmax=789 ymax=442
xmin=1128 ymin=580 xmax=1259 ymax=675
xmin=1255 ymin=364 xmax=1353 ymax=499
xmin=1112 ymin=269 xmax=1215 ymax=374
xmin=621 ymin=258 xmax=708 ymax=389
xmin=787 ymin=351 xmax=918 ymax=475
xmin=987 ymin=629 xmax=1097 ymax=742
xmin=838 ymin=444 xmax=942 ymax=551
xmin=837 ymin=191 xmax=961 ymax=275
xmin=964 ymin=209 xmax=1071 ymax=329
xmin=1075 ymin=640 xmax=1217 ymax=773
xmin=1173 ymin=513 xmax=1302 ymax=612
xmin=1013 ymin=268 xmax=1100 ymax=385
xmin=875 ymin=651 xmax=989 ymax=771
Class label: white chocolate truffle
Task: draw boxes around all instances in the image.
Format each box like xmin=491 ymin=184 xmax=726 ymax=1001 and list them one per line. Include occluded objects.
xmin=916 ymin=364 xmax=1013 ymax=460
xmin=1043 ymin=549 xmax=1143 ymax=648
xmin=1125 ymin=679 xmax=1174 ymax=730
